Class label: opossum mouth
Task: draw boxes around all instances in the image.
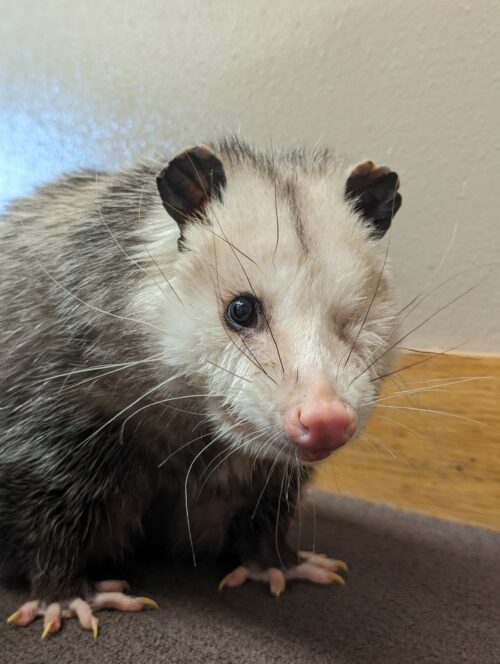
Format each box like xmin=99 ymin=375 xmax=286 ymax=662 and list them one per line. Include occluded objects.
xmin=218 ymin=408 xmax=344 ymax=464
xmin=295 ymin=447 xmax=335 ymax=463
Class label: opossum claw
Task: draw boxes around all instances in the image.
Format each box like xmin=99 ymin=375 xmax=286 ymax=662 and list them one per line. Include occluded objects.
xmin=287 ymin=551 xmax=348 ymax=585
xmin=220 ymin=553 xmax=348 ymax=595
xmin=6 ymin=581 xmax=158 ymax=638
xmin=298 ymin=551 xmax=348 ymax=572
xmin=139 ymin=597 xmax=160 ymax=609
xmin=6 ymin=611 xmax=20 ymax=624
xmin=91 ymin=616 xmax=99 ymax=640
xmin=90 ymin=591 xmax=159 ymax=612
xmin=219 ymin=566 xmax=286 ymax=596
xmin=6 ymin=600 xmax=39 ymax=626
xmin=41 ymin=620 xmax=55 ymax=640
xmin=219 ymin=566 xmax=249 ymax=590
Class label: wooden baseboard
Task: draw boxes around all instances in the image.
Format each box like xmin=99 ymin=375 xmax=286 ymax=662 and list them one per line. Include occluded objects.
xmin=313 ymin=352 xmax=500 ymax=531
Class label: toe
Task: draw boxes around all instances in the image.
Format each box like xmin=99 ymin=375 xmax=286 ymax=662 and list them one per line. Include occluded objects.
xmin=267 ymin=568 xmax=286 ymax=596
xmin=220 ymin=566 xmax=287 ymax=595
xmin=91 ymin=591 xmax=159 ymax=612
xmin=6 ymin=600 xmax=40 ymax=627
xmin=41 ymin=603 xmax=63 ymax=639
xmin=69 ymin=598 xmax=99 ymax=637
xmin=299 ymin=551 xmax=348 ymax=572
xmin=219 ymin=566 xmax=250 ymax=590
xmin=93 ymin=579 xmax=130 ymax=593
xmin=287 ymin=561 xmax=346 ymax=585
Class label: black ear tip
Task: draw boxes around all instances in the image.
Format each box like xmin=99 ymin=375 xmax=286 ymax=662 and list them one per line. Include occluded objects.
xmin=345 ymin=161 xmax=402 ymax=239
xmin=156 ymin=145 xmax=227 ymax=229
xmin=156 ymin=170 xmax=166 ymax=191
xmin=385 ymin=171 xmax=400 ymax=190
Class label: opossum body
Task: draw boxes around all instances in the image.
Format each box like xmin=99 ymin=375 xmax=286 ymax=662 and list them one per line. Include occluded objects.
xmin=0 ymin=137 xmax=402 ymax=634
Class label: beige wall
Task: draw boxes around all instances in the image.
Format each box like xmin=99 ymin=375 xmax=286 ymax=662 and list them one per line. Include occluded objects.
xmin=1 ymin=0 xmax=499 ymax=351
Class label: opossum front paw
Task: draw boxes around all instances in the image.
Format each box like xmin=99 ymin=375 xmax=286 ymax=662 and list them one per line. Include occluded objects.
xmin=219 ymin=551 xmax=347 ymax=596
xmin=6 ymin=580 xmax=159 ymax=639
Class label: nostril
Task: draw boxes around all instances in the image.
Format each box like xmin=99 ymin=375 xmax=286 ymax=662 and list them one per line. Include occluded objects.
xmin=295 ymin=410 xmax=312 ymax=441
xmin=289 ymin=399 xmax=357 ymax=448
xmin=285 ymin=405 xmax=311 ymax=441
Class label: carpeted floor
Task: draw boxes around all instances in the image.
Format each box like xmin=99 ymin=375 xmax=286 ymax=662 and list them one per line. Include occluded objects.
xmin=1 ymin=492 xmax=499 ymax=664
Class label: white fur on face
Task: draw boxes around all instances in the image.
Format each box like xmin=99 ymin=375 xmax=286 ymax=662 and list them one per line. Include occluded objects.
xmin=155 ymin=159 xmax=399 ymax=463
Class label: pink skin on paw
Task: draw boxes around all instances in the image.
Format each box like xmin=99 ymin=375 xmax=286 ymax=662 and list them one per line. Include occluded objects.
xmin=219 ymin=551 xmax=348 ymax=595
xmin=93 ymin=579 xmax=130 ymax=593
xmin=6 ymin=580 xmax=158 ymax=639
xmin=42 ymin=603 xmax=63 ymax=637
xmin=7 ymin=600 xmax=40 ymax=627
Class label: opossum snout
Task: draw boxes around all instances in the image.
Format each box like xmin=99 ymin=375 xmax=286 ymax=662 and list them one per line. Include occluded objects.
xmin=285 ymin=391 xmax=357 ymax=463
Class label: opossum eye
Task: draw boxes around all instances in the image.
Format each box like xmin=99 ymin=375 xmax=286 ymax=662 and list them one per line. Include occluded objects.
xmin=225 ymin=295 xmax=261 ymax=330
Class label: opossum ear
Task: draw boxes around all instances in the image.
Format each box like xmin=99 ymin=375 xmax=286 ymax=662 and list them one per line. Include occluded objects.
xmin=156 ymin=145 xmax=226 ymax=230
xmin=345 ymin=160 xmax=402 ymax=239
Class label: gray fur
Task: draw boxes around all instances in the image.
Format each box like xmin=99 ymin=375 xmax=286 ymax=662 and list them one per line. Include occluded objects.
xmin=0 ymin=136 xmax=398 ymax=604
xmin=0 ymin=142 xmax=308 ymax=601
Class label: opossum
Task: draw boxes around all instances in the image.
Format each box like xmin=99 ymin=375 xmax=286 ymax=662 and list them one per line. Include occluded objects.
xmin=0 ymin=137 xmax=402 ymax=637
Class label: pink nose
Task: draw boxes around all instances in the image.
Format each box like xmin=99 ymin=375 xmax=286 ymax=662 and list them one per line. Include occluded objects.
xmin=286 ymin=397 xmax=357 ymax=461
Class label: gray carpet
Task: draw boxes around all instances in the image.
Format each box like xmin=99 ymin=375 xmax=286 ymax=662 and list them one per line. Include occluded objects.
xmin=1 ymin=492 xmax=499 ymax=664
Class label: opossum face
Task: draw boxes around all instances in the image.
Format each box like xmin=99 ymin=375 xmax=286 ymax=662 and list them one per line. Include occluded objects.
xmin=157 ymin=141 xmax=402 ymax=464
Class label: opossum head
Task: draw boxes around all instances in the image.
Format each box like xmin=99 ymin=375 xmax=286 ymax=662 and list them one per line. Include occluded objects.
xmin=155 ymin=138 xmax=402 ymax=464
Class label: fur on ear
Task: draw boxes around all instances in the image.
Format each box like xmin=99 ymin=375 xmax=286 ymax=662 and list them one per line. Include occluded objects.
xmin=345 ymin=160 xmax=402 ymax=239
xmin=156 ymin=145 xmax=226 ymax=230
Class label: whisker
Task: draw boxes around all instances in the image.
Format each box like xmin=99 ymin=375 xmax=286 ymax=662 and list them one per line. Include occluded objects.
xmin=294 ymin=454 xmax=303 ymax=554
xmin=214 ymin=216 xmax=285 ymax=374
xmin=399 ymin=189 xmax=462 ymax=316
xmin=310 ymin=490 xmax=317 ymax=554
xmin=57 ymin=354 xmax=172 ymax=395
xmin=158 ymin=423 xmax=235 ymax=469
xmin=274 ymin=470 xmax=286 ymax=569
xmin=192 ymin=161 xmax=285 ymax=375
xmin=269 ymin=130 xmax=280 ymax=265
xmin=359 ymin=431 xmax=397 ymax=460
xmin=212 ymin=235 xmax=276 ymax=384
xmin=374 ymin=413 xmax=448 ymax=464
xmin=251 ymin=431 xmax=282 ymax=473
xmin=73 ymin=371 xmax=186 ymax=452
xmin=95 ymin=170 xmax=179 ymax=304
xmin=135 ymin=163 xmax=183 ymax=303
xmin=20 ymin=224 xmax=168 ymax=335
xmin=197 ymin=425 xmax=275 ymax=499
xmin=184 ymin=435 xmax=222 ymax=566
xmin=30 ymin=351 xmax=169 ymax=387
xmin=343 ymin=228 xmax=392 ymax=369
xmin=372 ymin=341 xmax=471 ymax=382
xmin=369 ymin=375 xmax=498 ymax=403
xmin=397 ymin=374 xmax=500 ymax=386
xmin=398 ymin=261 xmax=499 ymax=321
xmin=352 ymin=281 xmax=483 ymax=386
xmin=197 ymin=419 xmax=267 ymax=481
xmin=375 ymin=403 xmax=497 ymax=432
xmin=205 ymin=360 xmax=253 ymax=384
xmin=252 ymin=441 xmax=287 ymax=519
xmin=119 ymin=396 xmax=211 ymax=445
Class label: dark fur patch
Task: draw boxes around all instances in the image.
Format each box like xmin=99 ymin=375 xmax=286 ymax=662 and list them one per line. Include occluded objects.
xmin=283 ymin=178 xmax=307 ymax=252
xmin=156 ymin=145 xmax=227 ymax=233
xmin=0 ymin=136 xmax=335 ymax=602
xmin=345 ymin=160 xmax=402 ymax=239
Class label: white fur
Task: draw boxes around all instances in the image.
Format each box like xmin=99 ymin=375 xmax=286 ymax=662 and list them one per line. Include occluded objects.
xmin=132 ymin=152 xmax=399 ymax=465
